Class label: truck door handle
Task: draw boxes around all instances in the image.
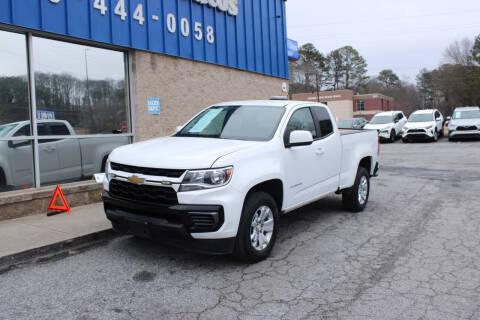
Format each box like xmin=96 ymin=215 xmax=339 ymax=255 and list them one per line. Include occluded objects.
xmin=315 ymin=148 xmax=324 ymax=156
xmin=43 ymin=146 xmax=56 ymax=152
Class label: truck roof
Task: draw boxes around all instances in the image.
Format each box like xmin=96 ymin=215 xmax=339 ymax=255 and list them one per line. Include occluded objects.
xmin=214 ymin=100 xmax=326 ymax=110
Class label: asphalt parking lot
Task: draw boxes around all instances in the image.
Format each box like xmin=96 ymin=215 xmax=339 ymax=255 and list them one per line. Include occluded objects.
xmin=2 ymin=137 xmax=480 ymax=320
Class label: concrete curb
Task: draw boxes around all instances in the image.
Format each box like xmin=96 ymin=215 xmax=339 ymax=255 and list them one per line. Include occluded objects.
xmin=0 ymin=229 xmax=119 ymax=271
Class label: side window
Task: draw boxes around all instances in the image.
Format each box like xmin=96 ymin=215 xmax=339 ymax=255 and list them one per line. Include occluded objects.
xmin=311 ymin=106 xmax=334 ymax=138
xmin=49 ymin=123 xmax=70 ymax=135
xmin=285 ymin=108 xmax=317 ymax=141
xmin=398 ymin=113 xmax=404 ymax=119
xmin=435 ymin=111 xmax=441 ymax=119
xmin=13 ymin=124 xmax=31 ymax=137
xmin=37 ymin=123 xmax=51 ymax=144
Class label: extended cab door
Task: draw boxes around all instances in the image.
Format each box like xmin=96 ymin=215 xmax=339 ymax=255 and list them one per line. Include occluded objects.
xmin=48 ymin=122 xmax=82 ymax=181
xmin=37 ymin=123 xmax=62 ymax=184
xmin=283 ymin=107 xmax=322 ymax=208
xmin=310 ymin=106 xmax=342 ymax=195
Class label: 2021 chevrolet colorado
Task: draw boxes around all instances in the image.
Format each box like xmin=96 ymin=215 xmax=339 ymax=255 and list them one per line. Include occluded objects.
xmin=102 ymin=100 xmax=379 ymax=262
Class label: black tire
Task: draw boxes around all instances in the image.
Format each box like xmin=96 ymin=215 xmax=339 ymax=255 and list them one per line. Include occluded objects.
xmin=100 ymin=155 xmax=109 ymax=173
xmin=234 ymin=191 xmax=279 ymax=263
xmin=448 ymin=137 xmax=455 ymax=142
xmin=0 ymin=168 xmax=6 ymax=189
xmin=432 ymin=130 xmax=438 ymax=142
xmin=342 ymin=167 xmax=370 ymax=212
xmin=402 ymin=138 xmax=409 ymax=143
xmin=390 ymin=130 xmax=396 ymax=143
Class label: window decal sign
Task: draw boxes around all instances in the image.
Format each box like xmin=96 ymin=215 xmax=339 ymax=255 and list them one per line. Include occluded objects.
xmin=147 ymin=97 xmax=160 ymax=115
xmin=0 ymin=0 xmax=288 ymax=79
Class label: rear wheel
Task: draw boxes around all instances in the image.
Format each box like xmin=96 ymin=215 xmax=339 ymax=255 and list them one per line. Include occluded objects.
xmin=402 ymin=138 xmax=409 ymax=143
xmin=234 ymin=191 xmax=279 ymax=263
xmin=390 ymin=130 xmax=396 ymax=143
xmin=342 ymin=167 xmax=370 ymax=212
xmin=0 ymin=169 xmax=6 ymax=190
xmin=432 ymin=130 xmax=438 ymax=142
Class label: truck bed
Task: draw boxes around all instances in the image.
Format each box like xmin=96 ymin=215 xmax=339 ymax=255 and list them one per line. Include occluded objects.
xmin=339 ymin=128 xmax=368 ymax=136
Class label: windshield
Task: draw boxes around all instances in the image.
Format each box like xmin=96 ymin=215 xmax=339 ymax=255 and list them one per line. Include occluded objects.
xmin=0 ymin=124 xmax=16 ymax=137
xmin=176 ymin=105 xmax=285 ymax=141
xmin=409 ymin=113 xmax=434 ymax=122
xmin=453 ymin=110 xmax=480 ymax=119
xmin=369 ymin=115 xmax=393 ymax=124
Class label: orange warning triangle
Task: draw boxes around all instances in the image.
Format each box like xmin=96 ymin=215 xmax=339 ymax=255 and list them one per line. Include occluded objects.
xmin=48 ymin=185 xmax=70 ymax=214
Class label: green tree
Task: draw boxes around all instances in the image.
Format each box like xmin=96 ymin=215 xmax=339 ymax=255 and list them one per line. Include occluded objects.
xmin=378 ymin=69 xmax=400 ymax=88
xmin=289 ymin=43 xmax=328 ymax=94
xmin=326 ymin=46 xmax=368 ymax=90
xmin=473 ymin=34 xmax=480 ymax=65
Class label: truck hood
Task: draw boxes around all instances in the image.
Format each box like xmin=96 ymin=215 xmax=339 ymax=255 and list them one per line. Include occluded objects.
xmin=403 ymin=121 xmax=434 ymax=130
xmin=363 ymin=123 xmax=393 ymax=131
xmin=109 ymin=136 xmax=259 ymax=169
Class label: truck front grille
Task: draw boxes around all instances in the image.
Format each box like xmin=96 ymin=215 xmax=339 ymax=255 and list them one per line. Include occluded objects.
xmin=408 ymin=129 xmax=425 ymax=133
xmin=457 ymin=126 xmax=477 ymax=131
xmin=110 ymin=162 xmax=185 ymax=178
xmin=109 ymin=179 xmax=178 ymax=205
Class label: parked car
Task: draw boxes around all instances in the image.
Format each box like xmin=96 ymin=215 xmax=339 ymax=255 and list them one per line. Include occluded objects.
xmin=101 ymin=100 xmax=380 ymax=262
xmin=401 ymin=109 xmax=444 ymax=142
xmin=337 ymin=118 xmax=368 ymax=129
xmin=447 ymin=106 xmax=480 ymax=141
xmin=0 ymin=120 xmax=128 ymax=190
xmin=363 ymin=111 xmax=407 ymax=142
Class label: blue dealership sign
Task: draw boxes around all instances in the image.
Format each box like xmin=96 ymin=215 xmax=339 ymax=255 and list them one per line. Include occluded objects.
xmin=36 ymin=110 xmax=55 ymax=120
xmin=287 ymin=39 xmax=299 ymax=60
xmin=0 ymin=0 xmax=288 ymax=79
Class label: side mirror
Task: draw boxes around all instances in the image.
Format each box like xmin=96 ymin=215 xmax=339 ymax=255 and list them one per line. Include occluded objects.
xmin=446 ymin=116 xmax=451 ymax=121
xmin=8 ymin=140 xmax=30 ymax=148
xmin=286 ymin=130 xmax=313 ymax=148
xmin=175 ymin=125 xmax=183 ymax=133
xmin=394 ymin=119 xmax=399 ymax=123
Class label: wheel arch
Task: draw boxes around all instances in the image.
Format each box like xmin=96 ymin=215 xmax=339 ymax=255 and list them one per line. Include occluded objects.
xmin=358 ymin=156 xmax=372 ymax=175
xmin=244 ymin=179 xmax=284 ymax=212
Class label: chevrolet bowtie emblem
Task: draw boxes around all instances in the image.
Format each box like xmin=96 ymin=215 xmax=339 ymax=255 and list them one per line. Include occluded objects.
xmin=128 ymin=175 xmax=145 ymax=185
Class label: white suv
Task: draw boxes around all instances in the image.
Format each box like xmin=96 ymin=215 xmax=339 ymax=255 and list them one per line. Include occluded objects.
xmin=401 ymin=109 xmax=444 ymax=142
xmin=364 ymin=111 xmax=407 ymax=143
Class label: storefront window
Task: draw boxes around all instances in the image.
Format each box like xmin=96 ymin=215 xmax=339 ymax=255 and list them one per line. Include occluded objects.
xmin=33 ymin=37 xmax=129 ymax=135
xmin=0 ymin=29 xmax=132 ymax=192
xmin=0 ymin=30 xmax=34 ymax=192
xmin=0 ymin=30 xmax=30 ymax=127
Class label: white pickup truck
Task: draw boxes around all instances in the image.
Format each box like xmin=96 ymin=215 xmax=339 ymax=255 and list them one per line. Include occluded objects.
xmin=0 ymin=120 xmax=128 ymax=190
xmin=102 ymin=100 xmax=379 ymax=262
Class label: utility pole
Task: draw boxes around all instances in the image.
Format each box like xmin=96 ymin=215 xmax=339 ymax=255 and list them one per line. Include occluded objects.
xmin=306 ymin=72 xmax=320 ymax=102
xmin=84 ymin=48 xmax=90 ymax=106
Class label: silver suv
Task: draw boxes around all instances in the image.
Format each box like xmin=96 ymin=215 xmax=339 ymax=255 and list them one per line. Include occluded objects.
xmin=447 ymin=106 xmax=480 ymax=141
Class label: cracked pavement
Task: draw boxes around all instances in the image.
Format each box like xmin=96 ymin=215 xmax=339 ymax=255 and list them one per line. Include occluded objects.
xmin=2 ymin=139 xmax=480 ymax=320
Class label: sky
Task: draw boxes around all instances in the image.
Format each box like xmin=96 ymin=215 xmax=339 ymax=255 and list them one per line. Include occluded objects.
xmin=286 ymin=0 xmax=480 ymax=83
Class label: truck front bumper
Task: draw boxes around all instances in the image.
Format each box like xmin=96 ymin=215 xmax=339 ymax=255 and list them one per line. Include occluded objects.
xmin=102 ymin=191 xmax=235 ymax=254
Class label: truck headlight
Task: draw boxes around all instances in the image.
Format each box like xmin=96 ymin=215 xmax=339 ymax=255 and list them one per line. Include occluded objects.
xmin=179 ymin=167 xmax=233 ymax=192
xmin=425 ymin=125 xmax=433 ymax=130
xmin=380 ymin=129 xmax=389 ymax=133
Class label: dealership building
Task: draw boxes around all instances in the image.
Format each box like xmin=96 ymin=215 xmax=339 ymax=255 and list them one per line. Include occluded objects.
xmin=292 ymin=90 xmax=394 ymax=121
xmin=0 ymin=0 xmax=290 ymax=218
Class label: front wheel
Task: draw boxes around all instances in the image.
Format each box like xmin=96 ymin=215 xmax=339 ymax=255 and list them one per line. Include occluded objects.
xmin=342 ymin=167 xmax=370 ymax=212
xmin=234 ymin=191 xmax=279 ymax=263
